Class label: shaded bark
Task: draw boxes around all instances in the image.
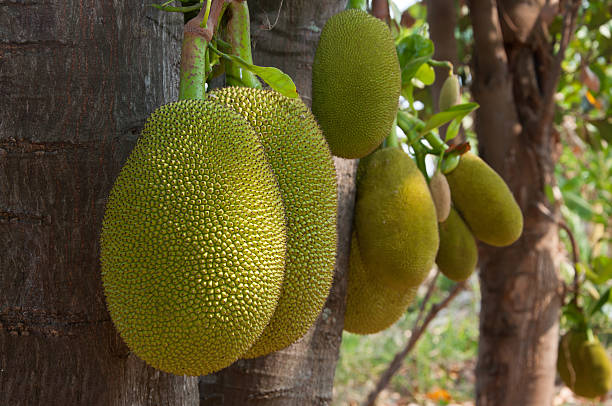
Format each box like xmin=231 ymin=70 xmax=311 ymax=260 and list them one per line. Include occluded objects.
xmin=0 ymin=1 xmax=197 ymax=404
xmin=468 ymin=0 xmax=570 ymax=404
xmin=199 ymin=1 xmax=356 ymax=405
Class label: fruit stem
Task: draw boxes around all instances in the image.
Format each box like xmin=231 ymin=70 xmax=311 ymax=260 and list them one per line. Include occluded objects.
xmin=178 ymin=0 xmax=230 ymax=100
xmin=346 ymin=0 xmax=368 ymax=10
xmin=385 ymin=118 xmax=399 ymax=148
xmin=222 ymin=1 xmax=261 ymax=89
xmin=428 ymin=59 xmax=454 ymax=74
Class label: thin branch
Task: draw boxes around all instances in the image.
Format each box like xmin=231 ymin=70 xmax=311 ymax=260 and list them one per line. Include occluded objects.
xmin=415 ymin=270 xmax=440 ymax=328
xmin=536 ymin=202 xmax=581 ymax=305
xmin=540 ymin=0 xmax=581 ymax=129
xmin=362 ymin=281 xmax=466 ymax=406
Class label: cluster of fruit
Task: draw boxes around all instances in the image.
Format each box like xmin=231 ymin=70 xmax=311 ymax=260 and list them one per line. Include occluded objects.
xmin=101 ymin=88 xmax=338 ymax=376
xmin=312 ymin=9 xmax=523 ymax=335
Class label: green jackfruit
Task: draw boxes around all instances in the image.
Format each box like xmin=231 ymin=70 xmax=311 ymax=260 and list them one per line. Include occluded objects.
xmin=355 ymin=147 xmax=439 ymax=289
xmin=100 ymin=100 xmax=287 ymax=376
xmin=445 ymin=152 xmax=523 ymax=247
xmin=312 ymin=9 xmax=401 ymax=159
xmin=429 ymin=170 xmax=451 ymax=222
xmin=557 ymin=330 xmax=612 ymax=398
xmin=345 ymin=233 xmax=417 ymax=334
xmin=436 ymin=208 xmax=478 ymax=282
xmin=438 ymin=74 xmax=460 ymax=112
xmin=209 ymin=87 xmax=337 ymax=358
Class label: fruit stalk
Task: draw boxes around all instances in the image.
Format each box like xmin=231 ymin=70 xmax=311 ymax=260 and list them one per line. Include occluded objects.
xmin=178 ymin=0 xmax=229 ymax=100
xmin=223 ymin=1 xmax=261 ymax=89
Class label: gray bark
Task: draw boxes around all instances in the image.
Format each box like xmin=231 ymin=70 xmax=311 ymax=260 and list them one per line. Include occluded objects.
xmin=199 ymin=1 xmax=356 ymax=405
xmin=0 ymin=1 xmax=198 ymax=404
xmin=469 ymin=0 xmax=564 ymax=404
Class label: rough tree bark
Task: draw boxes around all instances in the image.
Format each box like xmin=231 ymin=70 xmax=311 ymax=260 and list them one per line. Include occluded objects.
xmin=0 ymin=1 xmax=198 ymax=404
xmin=468 ymin=0 xmax=570 ymax=404
xmin=199 ymin=1 xmax=357 ymax=405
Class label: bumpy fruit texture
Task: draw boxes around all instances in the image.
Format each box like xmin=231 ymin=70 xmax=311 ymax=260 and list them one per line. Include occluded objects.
xmin=436 ymin=208 xmax=478 ymax=282
xmin=345 ymin=233 xmax=417 ymax=334
xmin=355 ymin=147 xmax=439 ymax=289
xmin=557 ymin=331 xmax=612 ymax=398
xmin=100 ymin=100 xmax=287 ymax=376
xmin=209 ymin=87 xmax=337 ymax=358
xmin=445 ymin=152 xmax=523 ymax=247
xmin=438 ymin=74 xmax=460 ymax=112
xmin=312 ymin=9 xmax=401 ymax=159
xmin=429 ymin=170 xmax=451 ymax=222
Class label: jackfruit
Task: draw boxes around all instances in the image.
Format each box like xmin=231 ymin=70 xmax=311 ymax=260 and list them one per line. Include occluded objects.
xmin=429 ymin=170 xmax=451 ymax=222
xmin=355 ymin=147 xmax=439 ymax=289
xmin=312 ymin=9 xmax=401 ymax=159
xmin=209 ymin=87 xmax=337 ymax=358
xmin=344 ymin=233 xmax=417 ymax=334
xmin=100 ymin=99 xmax=287 ymax=376
xmin=438 ymin=74 xmax=460 ymax=112
xmin=445 ymin=152 xmax=523 ymax=247
xmin=436 ymin=208 xmax=478 ymax=282
xmin=557 ymin=330 xmax=612 ymax=398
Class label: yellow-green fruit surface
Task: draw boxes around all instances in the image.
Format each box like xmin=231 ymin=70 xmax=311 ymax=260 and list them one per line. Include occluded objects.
xmin=100 ymin=100 xmax=287 ymax=376
xmin=438 ymin=74 xmax=460 ymax=112
xmin=429 ymin=170 xmax=451 ymax=222
xmin=436 ymin=208 xmax=478 ymax=282
xmin=345 ymin=234 xmax=417 ymax=334
xmin=355 ymin=147 xmax=439 ymax=289
xmin=312 ymin=9 xmax=401 ymax=159
xmin=209 ymin=87 xmax=337 ymax=358
xmin=557 ymin=330 xmax=612 ymax=398
xmin=445 ymin=152 xmax=523 ymax=247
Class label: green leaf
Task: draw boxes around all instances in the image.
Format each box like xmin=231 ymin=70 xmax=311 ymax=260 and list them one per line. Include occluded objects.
xmin=562 ymin=302 xmax=587 ymax=328
xmin=208 ymin=45 xmax=298 ymax=98
xmin=395 ymin=34 xmax=434 ymax=85
xmin=445 ymin=117 xmax=461 ymax=141
xmin=414 ymin=63 xmax=435 ymax=85
xmin=588 ymin=287 xmax=611 ymax=317
xmin=589 ymin=256 xmax=612 ymax=284
xmin=563 ymin=191 xmax=594 ymax=220
xmin=420 ymin=103 xmax=478 ymax=135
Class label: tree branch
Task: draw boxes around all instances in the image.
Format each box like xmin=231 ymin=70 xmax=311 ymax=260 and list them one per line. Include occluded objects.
xmin=362 ymin=280 xmax=466 ymax=406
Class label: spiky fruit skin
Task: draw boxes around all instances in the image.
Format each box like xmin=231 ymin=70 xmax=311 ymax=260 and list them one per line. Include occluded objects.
xmin=209 ymin=87 xmax=337 ymax=358
xmin=100 ymin=100 xmax=287 ymax=376
xmin=355 ymin=147 xmax=439 ymax=289
xmin=438 ymin=75 xmax=460 ymax=112
xmin=312 ymin=9 xmax=401 ymax=159
xmin=557 ymin=331 xmax=612 ymax=398
xmin=436 ymin=208 xmax=478 ymax=282
xmin=430 ymin=170 xmax=451 ymax=222
xmin=344 ymin=234 xmax=417 ymax=334
xmin=445 ymin=152 xmax=523 ymax=247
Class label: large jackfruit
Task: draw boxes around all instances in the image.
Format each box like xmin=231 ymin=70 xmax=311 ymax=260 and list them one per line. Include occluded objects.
xmin=312 ymin=9 xmax=401 ymax=159
xmin=436 ymin=208 xmax=478 ymax=282
xmin=557 ymin=330 xmax=612 ymax=398
xmin=209 ymin=87 xmax=337 ymax=358
xmin=445 ymin=152 xmax=523 ymax=247
xmin=344 ymin=233 xmax=417 ymax=334
xmin=100 ymin=100 xmax=287 ymax=376
xmin=355 ymin=147 xmax=439 ymax=289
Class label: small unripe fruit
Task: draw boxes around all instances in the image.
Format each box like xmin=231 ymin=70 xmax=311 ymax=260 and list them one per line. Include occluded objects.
xmin=557 ymin=330 xmax=612 ymax=398
xmin=445 ymin=152 xmax=523 ymax=247
xmin=438 ymin=74 xmax=460 ymax=112
xmin=436 ymin=208 xmax=478 ymax=282
xmin=429 ymin=170 xmax=451 ymax=222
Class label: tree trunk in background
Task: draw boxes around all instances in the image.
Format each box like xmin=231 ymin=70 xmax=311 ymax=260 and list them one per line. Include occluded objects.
xmin=469 ymin=0 xmax=565 ymax=404
xmin=426 ymin=0 xmax=458 ymax=111
xmin=0 ymin=1 xmax=198 ymax=404
xmin=199 ymin=1 xmax=356 ymax=405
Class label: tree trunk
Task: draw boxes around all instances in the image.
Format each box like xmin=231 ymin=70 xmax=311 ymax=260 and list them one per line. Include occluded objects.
xmin=199 ymin=1 xmax=357 ymax=405
xmin=0 ymin=1 xmax=198 ymax=404
xmin=469 ymin=0 xmax=565 ymax=404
